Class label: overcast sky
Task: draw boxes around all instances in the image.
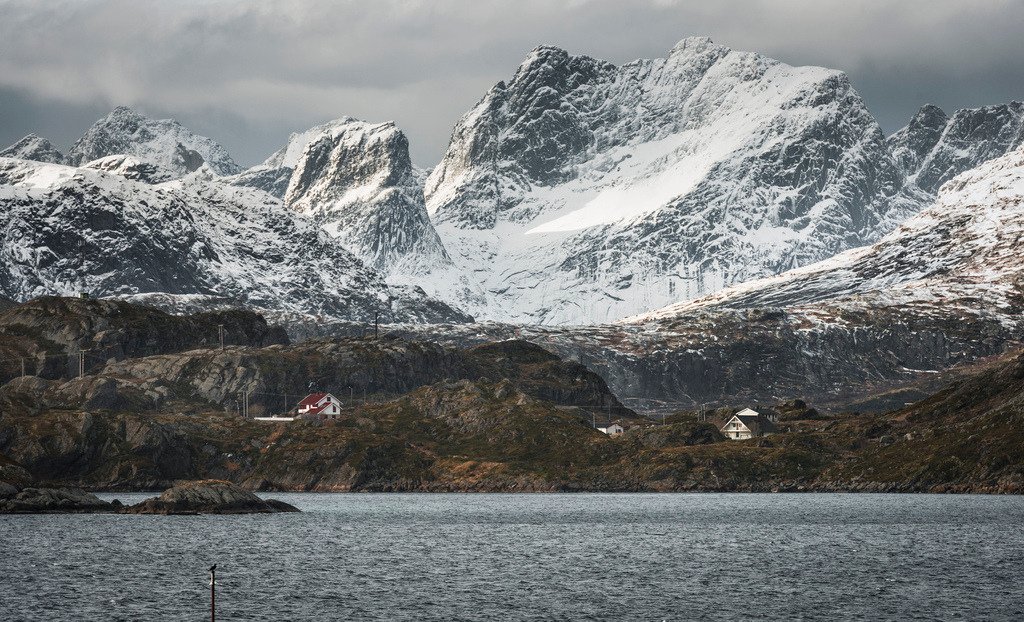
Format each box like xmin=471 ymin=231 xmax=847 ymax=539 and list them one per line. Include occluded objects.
xmin=1 ymin=0 xmax=1022 ymax=166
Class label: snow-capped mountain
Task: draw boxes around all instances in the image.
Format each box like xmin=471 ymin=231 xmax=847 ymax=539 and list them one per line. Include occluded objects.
xmin=0 ymin=157 xmax=469 ymax=323
xmin=228 ymin=118 xmax=357 ymax=199
xmin=283 ymin=119 xmax=452 ymax=276
xmin=64 ymin=106 xmax=241 ymax=178
xmin=889 ymin=101 xmax=1024 ymax=194
xmin=229 ymin=117 xmax=482 ymax=310
xmin=375 ymin=147 xmax=1024 ymax=410
xmin=0 ymin=134 xmax=64 ymax=164
xmin=425 ymin=37 xmax=905 ymax=324
xmin=629 ymin=145 xmax=1024 ymax=324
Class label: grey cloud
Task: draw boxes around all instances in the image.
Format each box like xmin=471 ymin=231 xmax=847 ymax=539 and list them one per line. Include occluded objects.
xmin=0 ymin=0 xmax=1021 ymax=166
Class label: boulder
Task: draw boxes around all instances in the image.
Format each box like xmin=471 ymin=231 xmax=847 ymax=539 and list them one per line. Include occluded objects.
xmin=122 ymin=480 xmax=299 ymax=514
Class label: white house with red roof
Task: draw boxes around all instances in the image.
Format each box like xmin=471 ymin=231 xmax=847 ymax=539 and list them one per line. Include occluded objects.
xmin=297 ymin=392 xmax=343 ymax=420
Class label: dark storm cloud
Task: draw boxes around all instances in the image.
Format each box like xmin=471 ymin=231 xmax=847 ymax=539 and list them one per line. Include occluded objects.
xmin=0 ymin=0 xmax=1021 ymax=166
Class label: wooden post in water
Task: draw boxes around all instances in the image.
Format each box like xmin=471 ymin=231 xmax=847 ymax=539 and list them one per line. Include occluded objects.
xmin=209 ymin=564 xmax=216 ymax=621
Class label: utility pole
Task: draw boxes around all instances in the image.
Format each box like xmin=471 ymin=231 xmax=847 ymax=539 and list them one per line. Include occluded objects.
xmin=78 ymin=350 xmax=86 ymax=378
xmin=20 ymin=357 xmax=25 ymax=378
xmin=209 ymin=564 xmax=216 ymax=622
xmin=374 ymin=310 xmax=379 ymax=340
xmin=218 ymin=324 xmax=225 ymax=351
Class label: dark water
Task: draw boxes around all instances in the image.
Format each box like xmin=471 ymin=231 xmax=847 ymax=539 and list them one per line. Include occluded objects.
xmin=2 ymin=493 xmax=1023 ymax=621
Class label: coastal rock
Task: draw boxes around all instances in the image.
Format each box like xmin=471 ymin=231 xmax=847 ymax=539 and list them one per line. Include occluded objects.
xmin=121 ymin=480 xmax=298 ymax=514
xmin=0 ymin=486 xmax=113 ymax=513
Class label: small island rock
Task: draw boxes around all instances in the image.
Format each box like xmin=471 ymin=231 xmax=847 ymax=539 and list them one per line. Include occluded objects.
xmin=122 ymin=480 xmax=299 ymax=514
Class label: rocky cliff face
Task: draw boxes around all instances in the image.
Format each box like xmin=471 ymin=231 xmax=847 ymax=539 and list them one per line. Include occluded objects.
xmin=4 ymin=345 xmax=1023 ymax=493
xmin=0 ymin=159 xmax=470 ymax=324
xmin=424 ymin=37 xmax=905 ymax=323
xmin=229 ymin=117 xmax=479 ymax=311
xmin=64 ymin=106 xmax=241 ymax=177
xmin=284 ymin=119 xmax=453 ymax=277
xmin=0 ymin=134 xmax=64 ymax=164
xmin=0 ymin=296 xmax=288 ymax=383
xmin=634 ymin=146 xmax=1024 ymax=319
xmin=83 ymin=336 xmax=627 ymax=418
xmin=889 ymin=101 xmax=1024 ymax=194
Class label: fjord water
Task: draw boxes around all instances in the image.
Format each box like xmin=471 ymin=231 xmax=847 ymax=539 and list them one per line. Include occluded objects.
xmin=2 ymin=494 xmax=1022 ymax=621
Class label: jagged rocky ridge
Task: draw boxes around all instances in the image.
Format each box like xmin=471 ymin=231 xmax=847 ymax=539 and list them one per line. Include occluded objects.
xmin=283 ymin=120 xmax=453 ymax=276
xmin=1 ymin=58 xmax=1022 ymax=328
xmin=424 ymin=37 xmax=910 ymax=323
xmin=0 ymin=157 xmax=469 ymax=323
xmin=889 ymin=101 xmax=1024 ymax=194
xmin=876 ymin=100 xmax=1024 ymax=231
xmin=228 ymin=118 xmax=477 ymax=306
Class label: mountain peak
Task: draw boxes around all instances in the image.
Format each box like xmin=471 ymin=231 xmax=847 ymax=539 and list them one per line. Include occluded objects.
xmin=108 ymin=105 xmax=143 ymax=118
xmin=909 ymin=104 xmax=949 ymax=129
xmin=0 ymin=133 xmax=64 ymax=164
xmin=65 ymin=107 xmax=239 ymax=177
xmin=668 ymin=35 xmax=718 ymax=55
xmin=425 ymin=36 xmax=902 ymax=323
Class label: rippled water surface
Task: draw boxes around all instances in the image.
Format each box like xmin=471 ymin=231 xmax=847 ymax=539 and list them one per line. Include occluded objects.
xmin=2 ymin=493 xmax=1023 ymax=621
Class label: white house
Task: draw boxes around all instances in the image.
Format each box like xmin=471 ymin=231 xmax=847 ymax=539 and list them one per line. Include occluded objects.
xmin=297 ymin=392 xmax=343 ymax=420
xmin=720 ymin=408 xmax=777 ymax=440
xmin=597 ymin=423 xmax=625 ymax=436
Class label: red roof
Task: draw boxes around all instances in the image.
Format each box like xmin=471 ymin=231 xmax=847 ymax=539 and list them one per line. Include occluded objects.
xmin=298 ymin=392 xmax=328 ymax=408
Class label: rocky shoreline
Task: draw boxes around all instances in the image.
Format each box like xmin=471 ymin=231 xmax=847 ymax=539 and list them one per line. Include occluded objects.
xmin=0 ymin=476 xmax=299 ymax=514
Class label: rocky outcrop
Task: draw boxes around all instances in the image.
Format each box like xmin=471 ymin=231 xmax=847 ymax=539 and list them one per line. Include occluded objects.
xmin=0 ymin=486 xmax=114 ymax=513
xmin=122 ymin=480 xmax=298 ymax=514
xmin=887 ymin=104 xmax=950 ymax=175
xmin=81 ymin=154 xmax=171 ymax=184
xmin=41 ymin=336 xmax=628 ymax=418
xmin=0 ymin=460 xmax=116 ymax=513
xmin=285 ymin=119 xmax=453 ymax=278
xmin=0 ymin=296 xmax=288 ymax=382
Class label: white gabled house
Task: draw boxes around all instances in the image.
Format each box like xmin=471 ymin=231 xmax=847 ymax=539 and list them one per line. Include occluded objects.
xmin=720 ymin=408 xmax=777 ymax=440
xmin=297 ymin=392 xmax=343 ymax=420
xmin=597 ymin=423 xmax=625 ymax=436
